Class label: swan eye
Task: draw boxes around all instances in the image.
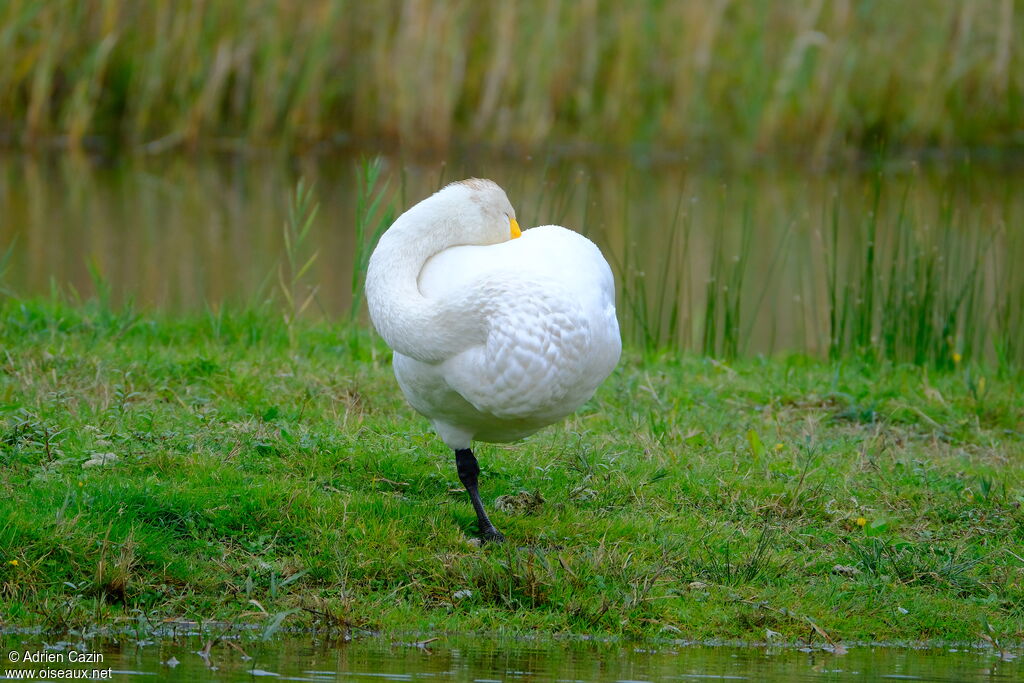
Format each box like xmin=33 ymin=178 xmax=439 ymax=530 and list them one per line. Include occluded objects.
xmin=510 ymin=217 xmax=521 ymax=239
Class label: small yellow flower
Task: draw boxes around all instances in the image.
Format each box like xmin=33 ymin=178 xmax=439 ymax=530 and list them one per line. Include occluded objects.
xmin=7 ymin=560 xmax=17 ymax=566
xmin=78 ymin=481 xmax=83 ymax=487
xmin=856 ymin=517 xmax=867 ymax=527
xmin=774 ymin=443 xmax=784 ymax=451
xmin=953 ymin=353 xmax=962 ymax=364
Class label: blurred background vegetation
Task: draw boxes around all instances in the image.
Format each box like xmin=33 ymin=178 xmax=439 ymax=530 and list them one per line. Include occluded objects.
xmin=2 ymin=0 xmax=1023 ymax=367
xmin=1 ymin=0 xmax=1021 ymax=161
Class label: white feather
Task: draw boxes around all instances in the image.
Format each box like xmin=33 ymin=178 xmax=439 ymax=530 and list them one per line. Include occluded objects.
xmin=366 ymin=180 xmax=621 ymax=450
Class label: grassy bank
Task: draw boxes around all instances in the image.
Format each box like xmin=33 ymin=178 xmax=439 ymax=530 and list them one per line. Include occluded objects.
xmin=1 ymin=299 xmax=1022 ymax=644
xmin=1 ymin=1 xmax=1021 ymax=159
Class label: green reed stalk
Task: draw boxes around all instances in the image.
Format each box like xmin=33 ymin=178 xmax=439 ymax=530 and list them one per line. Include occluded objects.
xmin=879 ymin=182 xmax=910 ymax=362
xmin=853 ymin=171 xmax=881 ymax=355
xmin=0 ymin=239 xmax=15 ymax=300
xmin=350 ymin=158 xmax=394 ymax=324
xmin=607 ymin=171 xmax=655 ymax=350
xmin=994 ymin=270 xmax=1024 ymax=373
xmin=699 ymin=188 xmax=751 ymax=358
xmin=992 ymin=221 xmax=1024 ymax=372
xmin=722 ymin=202 xmax=754 ymax=358
xmin=651 ymin=191 xmax=685 ymax=350
xmin=742 ymin=219 xmax=792 ymax=356
xmin=825 ymin=197 xmax=842 ymax=361
xmin=279 ymin=178 xmax=320 ymax=349
xmin=701 ymin=228 xmax=723 ymax=357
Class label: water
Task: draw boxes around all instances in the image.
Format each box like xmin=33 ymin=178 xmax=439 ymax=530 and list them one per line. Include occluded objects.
xmin=1 ymin=152 xmax=1022 ymax=357
xmin=0 ymin=634 xmax=1019 ymax=682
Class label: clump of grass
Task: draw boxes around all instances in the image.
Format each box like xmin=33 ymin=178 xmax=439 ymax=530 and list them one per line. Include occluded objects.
xmin=93 ymin=529 xmax=139 ymax=604
xmin=684 ymin=525 xmax=783 ymax=587
xmin=849 ymin=538 xmax=985 ymax=598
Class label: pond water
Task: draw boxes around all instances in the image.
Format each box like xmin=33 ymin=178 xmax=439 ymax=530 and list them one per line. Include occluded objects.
xmin=0 ymin=634 xmax=1019 ymax=682
xmin=1 ymin=152 xmax=1022 ymax=358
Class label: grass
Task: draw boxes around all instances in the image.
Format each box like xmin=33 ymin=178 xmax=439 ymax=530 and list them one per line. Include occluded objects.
xmin=0 ymin=1 xmax=1021 ymax=160
xmin=0 ymin=297 xmax=1022 ymax=643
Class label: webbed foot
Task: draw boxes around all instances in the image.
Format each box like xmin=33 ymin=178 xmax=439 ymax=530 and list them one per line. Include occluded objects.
xmin=481 ymin=526 xmax=506 ymax=544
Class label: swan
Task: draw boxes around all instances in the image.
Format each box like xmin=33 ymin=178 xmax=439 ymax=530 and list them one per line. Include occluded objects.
xmin=365 ymin=178 xmax=621 ymax=542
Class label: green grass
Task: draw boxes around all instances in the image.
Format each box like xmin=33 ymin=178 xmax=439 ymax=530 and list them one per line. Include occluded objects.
xmin=0 ymin=1 xmax=1021 ymax=160
xmin=1 ymin=298 xmax=1022 ymax=644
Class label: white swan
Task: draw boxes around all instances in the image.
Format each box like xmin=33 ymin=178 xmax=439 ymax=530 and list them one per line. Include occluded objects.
xmin=366 ymin=178 xmax=621 ymax=541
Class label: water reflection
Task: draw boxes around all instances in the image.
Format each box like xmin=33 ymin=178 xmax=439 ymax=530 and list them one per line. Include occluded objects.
xmin=1 ymin=152 xmax=1021 ymax=357
xmin=0 ymin=634 xmax=1018 ymax=682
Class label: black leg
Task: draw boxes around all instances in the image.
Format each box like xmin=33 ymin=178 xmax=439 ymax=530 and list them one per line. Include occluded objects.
xmin=455 ymin=448 xmax=505 ymax=543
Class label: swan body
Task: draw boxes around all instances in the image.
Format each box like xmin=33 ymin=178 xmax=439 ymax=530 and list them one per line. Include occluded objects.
xmin=365 ymin=178 xmax=621 ymax=541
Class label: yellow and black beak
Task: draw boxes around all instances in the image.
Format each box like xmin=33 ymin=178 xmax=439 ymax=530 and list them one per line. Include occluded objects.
xmin=510 ymin=217 xmax=521 ymax=239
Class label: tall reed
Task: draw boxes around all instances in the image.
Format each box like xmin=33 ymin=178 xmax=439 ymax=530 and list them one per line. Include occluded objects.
xmin=279 ymin=178 xmax=320 ymax=349
xmin=819 ymin=174 xmax=1008 ymax=369
xmin=1 ymin=1 xmax=1020 ymax=160
xmin=349 ymin=158 xmax=395 ymax=324
xmin=0 ymin=239 xmax=15 ymax=299
xmin=702 ymin=199 xmax=755 ymax=358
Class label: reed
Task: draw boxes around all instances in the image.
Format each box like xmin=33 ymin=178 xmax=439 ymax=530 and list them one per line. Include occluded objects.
xmin=992 ymin=234 xmax=1024 ymax=373
xmin=3 ymin=153 xmax=1020 ymax=371
xmin=0 ymin=1 xmax=1020 ymax=160
xmin=701 ymin=197 xmax=755 ymax=358
xmin=279 ymin=178 xmax=320 ymax=349
xmin=342 ymin=161 xmax=1024 ymax=370
xmin=603 ymin=166 xmax=1024 ymax=370
xmin=818 ymin=173 xmax=1014 ymax=369
xmin=0 ymin=239 xmax=14 ymax=299
xmin=349 ymin=158 xmax=395 ymax=324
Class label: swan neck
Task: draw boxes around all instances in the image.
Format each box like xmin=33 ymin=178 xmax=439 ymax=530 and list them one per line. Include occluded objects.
xmin=366 ymin=216 xmax=477 ymax=362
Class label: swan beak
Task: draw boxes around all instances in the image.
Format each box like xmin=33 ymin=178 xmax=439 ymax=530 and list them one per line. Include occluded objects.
xmin=510 ymin=217 xmax=522 ymax=239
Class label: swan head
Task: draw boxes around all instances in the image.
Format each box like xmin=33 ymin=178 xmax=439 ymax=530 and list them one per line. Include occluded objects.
xmin=365 ymin=177 xmax=522 ymax=362
xmin=435 ymin=178 xmax=520 ymax=246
